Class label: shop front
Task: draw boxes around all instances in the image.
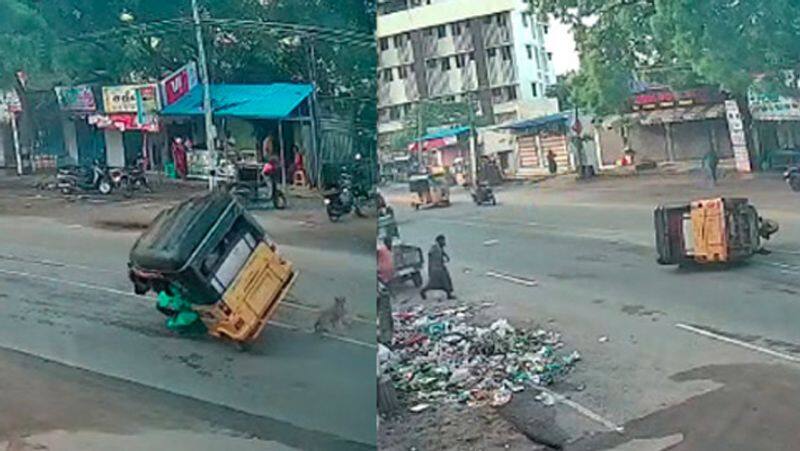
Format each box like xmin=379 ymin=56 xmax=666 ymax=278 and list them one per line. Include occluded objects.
xmin=88 ymin=84 xmax=163 ymax=168
xmin=160 ymin=83 xmax=315 ymax=187
xmin=55 ymin=85 xmax=105 ymax=166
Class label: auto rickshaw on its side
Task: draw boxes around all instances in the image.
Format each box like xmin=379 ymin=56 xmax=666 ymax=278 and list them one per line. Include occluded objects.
xmin=128 ymin=191 xmax=297 ymax=347
xmin=654 ymin=197 xmax=778 ymax=266
xmin=409 ymin=173 xmax=450 ymax=210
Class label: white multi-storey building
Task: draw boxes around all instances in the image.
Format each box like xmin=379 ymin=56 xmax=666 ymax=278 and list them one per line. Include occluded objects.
xmin=377 ymin=0 xmax=558 ymax=149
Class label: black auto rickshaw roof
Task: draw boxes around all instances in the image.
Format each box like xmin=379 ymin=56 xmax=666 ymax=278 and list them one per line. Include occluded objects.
xmin=129 ymin=191 xmax=242 ymax=272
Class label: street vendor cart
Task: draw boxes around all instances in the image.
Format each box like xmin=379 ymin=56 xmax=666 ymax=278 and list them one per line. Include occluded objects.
xmin=655 ymin=197 xmax=778 ymax=266
xmin=128 ymin=191 xmax=297 ymax=347
xmin=409 ymin=173 xmax=450 ymax=210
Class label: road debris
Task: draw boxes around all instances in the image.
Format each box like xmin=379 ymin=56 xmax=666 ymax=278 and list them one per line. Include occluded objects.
xmin=598 ymin=335 xmax=609 ymax=343
xmin=383 ymin=303 xmax=580 ymax=410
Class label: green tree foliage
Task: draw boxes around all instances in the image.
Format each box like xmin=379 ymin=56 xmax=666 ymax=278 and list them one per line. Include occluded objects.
xmin=530 ymin=0 xmax=800 ymax=114
xmin=0 ymin=0 xmax=375 ymax=101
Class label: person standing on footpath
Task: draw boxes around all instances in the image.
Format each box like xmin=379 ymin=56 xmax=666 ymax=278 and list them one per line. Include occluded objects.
xmin=421 ymin=234 xmax=455 ymax=300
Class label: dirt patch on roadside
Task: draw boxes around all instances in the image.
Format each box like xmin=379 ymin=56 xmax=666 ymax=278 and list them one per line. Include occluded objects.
xmin=93 ymin=219 xmax=152 ymax=232
xmin=379 ymin=404 xmax=541 ymax=451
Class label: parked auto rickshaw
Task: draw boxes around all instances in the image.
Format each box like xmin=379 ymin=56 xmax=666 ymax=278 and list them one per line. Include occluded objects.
xmin=409 ymin=173 xmax=450 ymax=210
xmin=128 ymin=191 xmax=298 ymax=347
xmin=655 ymin=197 xmax=778 ymax=266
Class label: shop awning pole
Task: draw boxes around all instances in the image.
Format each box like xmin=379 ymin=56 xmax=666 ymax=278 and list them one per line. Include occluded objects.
xmin=279 ymin=120 xmax=286 ymax=190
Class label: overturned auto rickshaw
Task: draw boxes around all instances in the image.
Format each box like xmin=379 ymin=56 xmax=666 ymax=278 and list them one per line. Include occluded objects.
xmin=128 ymin=191 xmax=298 ymax=347
xmin=654 ymin=197 xmax=779 ymax=266
xmin=409 ymin=173 xmax=450 ymax=210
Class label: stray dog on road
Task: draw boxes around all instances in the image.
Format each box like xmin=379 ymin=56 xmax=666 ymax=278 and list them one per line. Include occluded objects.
xmin=314 ymin=296 xmax=350 ymax=333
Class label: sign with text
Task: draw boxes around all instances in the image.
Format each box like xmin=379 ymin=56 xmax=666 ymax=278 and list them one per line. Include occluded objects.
xmin=160 ymin=62 xmax=198 ymax=107
xmin=103 ymin=84 xmax=161 ymax=114
xmin=725 ymin=100 xmax=751 ymax=173
xmin=55 ymin=85 xmax=97 ymax=112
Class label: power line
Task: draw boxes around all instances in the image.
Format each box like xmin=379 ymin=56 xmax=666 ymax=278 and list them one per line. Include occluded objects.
xmin=58 ymin=17 xmax=375 ymax=49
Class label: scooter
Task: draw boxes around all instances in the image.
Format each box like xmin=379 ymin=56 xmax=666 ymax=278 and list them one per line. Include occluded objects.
xmin=471 ymin=182 xmax=497 ymax=206
xmin=784 ymin=166 xmax=800 ymax=192
xmin=57 ymin=161 xmax=113 ymax=195
xmin=324 ymin=172 xmax=358 ymax=222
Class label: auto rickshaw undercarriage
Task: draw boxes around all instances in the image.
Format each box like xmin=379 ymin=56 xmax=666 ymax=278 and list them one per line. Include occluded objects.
xmin=655 ymin=197 xmax=778 ymax=266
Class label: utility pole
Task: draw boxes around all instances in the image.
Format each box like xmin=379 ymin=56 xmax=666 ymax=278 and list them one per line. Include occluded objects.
xmin=191 ymin=0 xmax=217 ymax=190
xmin=467 ymin=93 xmax=478 ymax=188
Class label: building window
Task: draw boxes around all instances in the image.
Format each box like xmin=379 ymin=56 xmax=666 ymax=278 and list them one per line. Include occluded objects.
xmin=534 ymin=47 xmax=540 ymax=66
xmin=526 ymin=45 xmax=533 ymax=60
xmin=441 ymin=57 xmax=452 ymax=71
xmin=469 ymin=51 xmax=476 ymax=61
xmin=543 ymin=25 xmax=549 ymax=34
xmin=383 ymin=69 xmax=394 ymax=82
xmin=487 ymin=48 xmax=497 ymax=58
xmin=501 ymin=46 xmax=513 ymax=61
xmin=522 ymin=13 xmax=529 ymax=28
xmin=390 ymin=106 xmax=401 ymax=121
xmin=379 ymin=38 xmax=389 ymax=51
xmin=451 ymin=22 xmax=462 ymax=36
xmin=455 ymin=54 xmax=466 ymax=68
xmin=398 ymin=65 xmax=408 ymax=79
xmin=531 ymin=83 xmax=538 ymax=97
xmin=437 ymin=25 xmax=447 ymax=39
xmin=507 ymin=86 xmax=517 ymax=100
xmin=547 ymin=52 xmax=553 ymax=61
xmin=393 ymin=35 xmax=404 ymax=48
xmin=426 ymin=59 xmax=437 ymax=70
xmin=424 ymin=27 xmax=434 ymax=38
xmin=496 ymin=13 xmax=507 ymax=27
xmin=483 ymin=16 xmax=492 ymax=25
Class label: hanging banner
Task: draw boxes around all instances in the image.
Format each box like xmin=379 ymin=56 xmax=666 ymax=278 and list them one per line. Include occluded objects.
xmin=160 ymin=62 xmax=198 ymax=107
xmin=725 ymin=100 xmax=751 ymax=173
xmin=0 ymin=91 xmax=21 ymax=123
xmin=103 ymin=84 xmax=161 ymax=113
xmin=55 ymin=85 xmax=97 ymax=112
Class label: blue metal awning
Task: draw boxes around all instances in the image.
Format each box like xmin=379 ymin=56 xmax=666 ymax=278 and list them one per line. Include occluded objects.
xmin=418 ymin=125 xmax=471 ymax=141
xmin=161 ymin=83 xmax=313 ymax=119
xmin=500 ymin=112 xmax=572 ymax=133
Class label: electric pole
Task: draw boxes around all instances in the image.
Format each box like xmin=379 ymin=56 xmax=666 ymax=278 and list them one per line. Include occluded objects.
xmin=191 ymin=0 xmax=217 ymax=190
xmin=467 ymin=93 xmax=478 ymax=188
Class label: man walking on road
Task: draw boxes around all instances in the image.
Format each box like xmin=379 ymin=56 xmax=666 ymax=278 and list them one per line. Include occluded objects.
xmin=703 ymin=148 xmax=719 ymax=186
xmin=421 ymin=234 xmax=455 ymax=300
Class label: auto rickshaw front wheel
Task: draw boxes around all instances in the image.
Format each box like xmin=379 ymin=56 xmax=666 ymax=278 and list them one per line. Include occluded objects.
xmin=273 ymin=191 xmax=287 ymax=210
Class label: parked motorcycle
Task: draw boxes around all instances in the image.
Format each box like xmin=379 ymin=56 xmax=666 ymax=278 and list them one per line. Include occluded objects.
xmin=324 ymin=172 xmax=358 ymax=222
xmin=127 ymin=158 xmax=152 ymax=194
xmin=471 ymin=182 xmax=497 ymax=206
xmin=784 ymin=166 xmax=800 ymax=192
xmin=57 ymin=161 xmax=113 ymax=195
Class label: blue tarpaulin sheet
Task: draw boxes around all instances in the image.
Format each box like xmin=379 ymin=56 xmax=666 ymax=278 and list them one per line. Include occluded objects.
xmin=161 ymin=83 xmax=313 ymax=119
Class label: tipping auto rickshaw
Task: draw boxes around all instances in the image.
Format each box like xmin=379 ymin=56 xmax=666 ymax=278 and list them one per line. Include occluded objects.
xmin=128 ymin=191 xmax=298 ymax=347
xmin=409 ymin=173 xmax=450 ymax=210
xmin=654 ymin=197 xmax=778 ymax=266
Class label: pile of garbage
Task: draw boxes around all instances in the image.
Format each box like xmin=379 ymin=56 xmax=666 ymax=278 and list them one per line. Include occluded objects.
xmin=379 ymin=304 xmax=580 ymax=411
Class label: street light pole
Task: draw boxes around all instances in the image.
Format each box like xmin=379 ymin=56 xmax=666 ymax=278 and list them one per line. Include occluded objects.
xmin=191 ymin=0 xmax=217 ymax=190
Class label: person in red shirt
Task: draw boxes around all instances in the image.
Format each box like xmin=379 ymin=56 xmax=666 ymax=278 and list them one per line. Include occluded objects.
xmin=377 ymin=237 xmax=394 ymax=286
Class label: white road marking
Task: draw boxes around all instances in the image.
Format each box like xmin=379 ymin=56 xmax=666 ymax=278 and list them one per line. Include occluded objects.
xmin=675 ymin=323 xmax=800 ymax=364
xmin=485 ymin=270 xmax=538 ymax=287
xmin=0 ymin=254 xmax=373 ymax=324
xmin=534 ymin=385 xmax=625 ymax=433
xmin=483 ymin=239 xmax=500 ymax=246
xmin=0 ymin=267 xmax=375 ymax=349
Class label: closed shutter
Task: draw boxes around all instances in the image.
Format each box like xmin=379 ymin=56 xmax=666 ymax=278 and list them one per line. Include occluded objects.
xmin=517 ymin=136 xmax=539 ymax=168
xmin=540 ymin=133 xmax=570 ymax=170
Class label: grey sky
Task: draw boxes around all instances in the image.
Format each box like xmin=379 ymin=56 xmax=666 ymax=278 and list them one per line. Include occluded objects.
xmin=546 ymin=20 xmax=580 ymax=75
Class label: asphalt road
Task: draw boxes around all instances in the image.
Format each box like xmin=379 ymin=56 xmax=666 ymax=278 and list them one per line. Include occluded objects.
xmin=0 ymin=207 xmax=376 ymax=450
xmin=386 ymin=175 xmax=800 ymax=450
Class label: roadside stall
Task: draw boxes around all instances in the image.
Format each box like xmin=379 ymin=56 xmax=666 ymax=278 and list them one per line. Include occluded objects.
xmin=160 ymin=83 xmax=316 ymax=189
